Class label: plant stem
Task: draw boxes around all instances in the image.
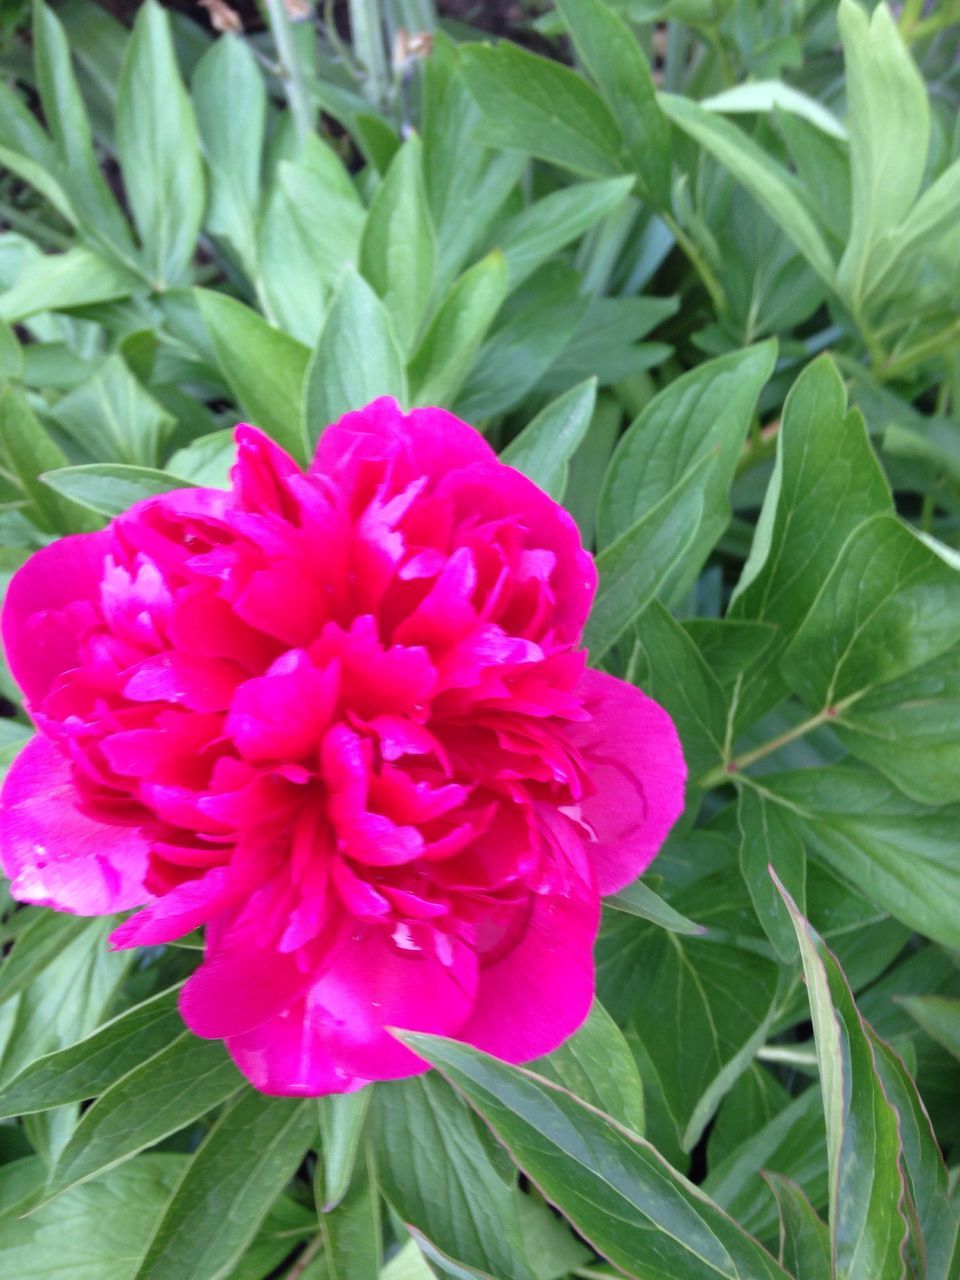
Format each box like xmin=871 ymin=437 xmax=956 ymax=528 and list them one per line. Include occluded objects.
xmin=283 ymin=1231 xmax=326 ymax=1280
xmin=662 ymin=211 xmax=727 ymax=315
xmin=881 ymin=322 xmax=960 ymax=381
xmin=263 ymin=0 xmax=314 ymax=142
xmin=698 ymin=708 xmax=834 ymax=790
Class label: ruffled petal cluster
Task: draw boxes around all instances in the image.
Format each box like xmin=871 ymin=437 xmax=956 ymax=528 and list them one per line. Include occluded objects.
xmin=0 ymin=399 xmax=685 ymax=1093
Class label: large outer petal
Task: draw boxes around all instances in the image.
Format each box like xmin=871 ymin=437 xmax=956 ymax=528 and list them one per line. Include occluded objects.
xmin=567 ymin=669 xmax=686 ymax=894
xmin=455 ymin=850 xmax=599 ymax=1063
xmin=0 ymin=736 xmax=150 ymax=913
xmin=1 ymin=530 xmax=109 ymax=706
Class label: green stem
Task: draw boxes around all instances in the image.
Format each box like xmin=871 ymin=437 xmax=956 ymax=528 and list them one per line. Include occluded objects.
xmin=283 ymin=1232 xmax=326 ymax=1280
xmin=662 ymin=211 xmax=727 ymax=315
xmin=698 ymin=707 xmax=835 ymax=791
xmin=263 ymin=0 xmax=314 ymax=141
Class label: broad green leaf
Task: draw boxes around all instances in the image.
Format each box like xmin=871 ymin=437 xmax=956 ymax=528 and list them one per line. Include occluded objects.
xmin=0 ymin=385 xmax=100 ymax=535
xmin=422 ymin=32 xmax=526 ymax=292
xmin=779 ymin=879 xmax=911 ymax=1280
xmin=168 ymin=430 xmax=235 ymax=488
xmin=372 ymin=1074 xmax=536 ymax=1280
xmin=598 ymin=343 xmax=776 ymax=562
xmin=132 ymin=1091 xmax=316 ymax=1280
xmin=0 ymin=1154 xmax=187 ymax=1280
xmin=192 ymin=34 xmax=266 ymax=279
xmin=382 ymin=1241 xmax=435 ymax=1280
xmin=764 ymin=1174 xmax=831 ymax=1280
xmin=497 ymin=177 xmax=633 ymax=288
xmin=50 ymin=353 xmax=176 ymax=467
xmin=319 ymin=1143 xmax=381 ymax=1280
xmin=760 ymin=765 xmax=960 ymax=951
xmin=302 ymin=268 xmax=407 ymax=451
xmin=402 ymin=1033 xmax=792 ymax=1280
xmin=898 ymin=997 xmax=960 ymax=1064
xmin=360 ymin=137 xmax=436 ymax=356
xmin=530 ymin=1000 xmax=645 ymax=1135
xmin=31 ymin=0 xmax=137 ymax=268
xmin=43 ymin=1032 xmax=244 ymax=1203
xmin=460 ymin=43 xmax=623 ymax=179
xmin=781 ymin=514 xmax=960 ymax=711
xmin=620 ymin=923 xmax=781 ymax=1150
xmin=869 ymin=156 xmax=960 ymax=303
xmin=584 ymin=454 xmax=711 ymax=659
xmin=316 ymin=1088 xmax=371 ymax=1211
xmin=195 ymin=288 xmax=309 ymax=461
xmin=631 ymin=600 xmax=728 ymax=779
xmin=605 ymin=879 xmax=704 ymax=936
xmin=501 ymin=378 xmax=596 ymax=501
xmin=683 ymin=619 xmax=778 ymax=688
xmin=659 ymin=94 xmax=835 ymax=283
xmin=116 ymin=0 xmax=205 ymax=287
xmin=0 ymin=143 xmax=76 ymax=229
xmin=729 ymin=356 xmax=891 ymax=729
xmin=0 ymin=246 xmax=140 ymax=324
xmin=408 ymin=251 xmax=508 ymax=408
xmin=702 ymin=81 xmax=847 ymax=140
xmin=737 ymin=787 xmax=806 ymax=961
xmin=0 ymin=986 xmax=183 ymax=1119
xmin=836 ymin=0 xmax=930 ymax=309
xmin=258 ymin=160 xmax=366 ymax=345
xmin=0 ymin=910 xmax=88 ymax=1012
xmin=539 ymin=294 xmax=676 ymax=393
xmin=555 ymin=0 xmax=671 ymax=205
xmin=41 ymin=464 xmax=189 ymax=517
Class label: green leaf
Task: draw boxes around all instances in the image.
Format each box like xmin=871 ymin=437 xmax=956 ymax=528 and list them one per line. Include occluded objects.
xmin=408 ymin=251 xmax=508 ymax=409
xmin=760 ymin=765 xmax=960 ymax=951
xmin=683 ymin=619 xmax=778 ymax=688
xmin=0 ymin=986 xmax=183 ymax=1119
xmin=41 ymin=464 xmax=189 ymax=517
xmin=501 ymin=378 xmax=596 ymax=501
xmin=530 ymin=1000 xmax=645 ymax=1135
xmin=764 ymin=1174 xmax=831 ymax=1280
xmin=584 ymin=454 xmax=712 ymax=659
xmin=0 ymin=385 xmax=100 ymax=534
xmin=116 ymin=0 xmax=205 ymax=287
xmin=31 ymin=0 xmax=137 ymax=268
xmin=555 ymin=0 xmax=671 ymax=205
xmin=898 ymin=996 xmax=960 ymax=1064
xmin=49 ymin=353 xmax=176 ymax=466
xmin=316 ymin=1088 xmax=371 ymax=1211
xmin=0 ymin=246 xmax=140 ymax=324
xmin=659 ymin=94 xmax=835 ymax=283
xmin=605 ymin=879 xmax=704 ymax=936
xmin=195 ymin=288 xmax=309 ymax=461
xmin=43 ymin=1032 xmax=244 ymax=1203
xmin=401 ymin=1033 xmax=792 ymax=1280
xmin=192 ymin=34 xmax=266 ymax=279
xmin=869 ymin=156 xmax=960 ymax=304
xmin=836 ymin=0 xmax=930 ymax=310
xmin=132 ymin=1091 xmax=316 ymax=1280
xmin=318 ymin=1143 xmax=381 ymax=1280
xmin=460 ymin=43 xmax=624 ymax=179
xmin=781 ymin=514 xmax=960 ymax=712
xmin=168 ymin=430 xmax=235 ymax=488
xmin=372 ymin=1074 xmax=536 ymax=1280
xmin=631 ymin=600 xmax=728 ymax=779
xmin=360 ymin=137 xmax=437 ymax=356
xmin=498 ymin=177 xmax=633 ymax=288
xmin=0 ymin=910 xmax=89 ymax=1012
xmin=0 ymin=1154 xmax=187 ymax=1280
xmin=702 ymin=81 xmax=847 ymax=139
xmin=598 ymin=343 xmax=776 ymax=579
xmin=302 ymin=268 xmax=408 ymax=451
xmin=737 ymin=787 xmax=806 ymax=961
xmin=778 ymin=877 xmax=911 ymax=1280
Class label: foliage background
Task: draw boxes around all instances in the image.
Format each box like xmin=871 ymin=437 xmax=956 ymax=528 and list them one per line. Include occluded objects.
xmin=1 ymin=0 xmax=960 ymax=1276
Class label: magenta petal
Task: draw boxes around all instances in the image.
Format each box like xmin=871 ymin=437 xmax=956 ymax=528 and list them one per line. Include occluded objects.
xmin=109 ymin=867 xmax=234 ymax=948
xmin=456 ymin=870 xmax=599 ymax=1063
xmin=1 ymin=531 xmax=109 ymax=705
xmin=567 ymin=669 xmax=686 ymax=894
xmin=0 ymin=736 xmax=150 ymax=914
xmin=226 ymin=997 xmax=369 ymax=1097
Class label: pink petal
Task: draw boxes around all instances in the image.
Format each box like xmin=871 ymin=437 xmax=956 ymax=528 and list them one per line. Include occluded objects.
xmin=0 ymin=736 xmax=150 ymax=914
xmin=566 ymin=669 xmax=686 ymax=894
xmin=226 ymin=998 xmax=369 ymax=1097
xmin=1 ymin=531 xmax=109 ymax=706
xmin=109 ymin=866 xmax=236 ymax=948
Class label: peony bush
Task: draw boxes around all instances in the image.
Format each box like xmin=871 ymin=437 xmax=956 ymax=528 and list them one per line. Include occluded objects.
xmin=0 ymin=0 xmax=958 ymax=1278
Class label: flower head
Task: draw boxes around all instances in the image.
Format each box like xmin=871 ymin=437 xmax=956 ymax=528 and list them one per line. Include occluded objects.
xmin=0 ymin=399 xmax=684 ymax=1094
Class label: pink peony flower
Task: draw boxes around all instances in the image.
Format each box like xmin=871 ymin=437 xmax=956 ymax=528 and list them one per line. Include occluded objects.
xmin=0 ymin=399 xmax=684 ymax=1094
